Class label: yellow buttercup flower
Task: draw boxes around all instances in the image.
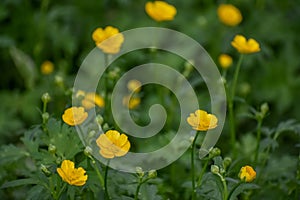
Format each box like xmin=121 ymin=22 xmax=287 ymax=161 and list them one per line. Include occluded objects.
xmin=57 ymin=160 xmax=88 ymax=186
xmin=145 ymin=1 xmax=177 ymax=22
xmin=92 ymin=26 xmax=124 ymax=54
xmin=81 ymin=92 xmax=105 ymax=110
xmin=219 ymin=54 xmax=233 ymax=69
xmin=239 ymin=165 xmax=256 ymax=182
xmin=123 ymin=95 xmax=141 ymax=109
xmin=231 ymin=35 xmax=260 ymax=54
xmin=187 ymin=110 xmax=218 ymax=131
xmin=127 ymin=80 xmax=142 ymax=93
xmin=217 ymin=4 xmax=242 ymax=26
xmin=62 ymin=107 xmax=88 ymax=126
xmin=96 ymin=130 xmax=131 ymax=159
xmin=40 ymin=61 xmax=54 ymax=75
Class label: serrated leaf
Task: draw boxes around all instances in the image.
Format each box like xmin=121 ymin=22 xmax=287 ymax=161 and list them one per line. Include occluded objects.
xmin=0 ymin=144 xmax=29 ymax=165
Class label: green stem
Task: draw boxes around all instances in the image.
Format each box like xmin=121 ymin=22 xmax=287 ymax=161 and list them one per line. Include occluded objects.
xmin=55 ymin=183 xmax=67 ymax=200
xmin=228 ymin=54 xmax=244 ymax=156
xmin=226 ymin=181 xmax=243 ymax=200
xmin=104 ymin=160 xmax=111 ymax=200
xmin=254 ymin=119 xmax=263 ymax=164
xmin=91 ymin=160 xmax=105 ymax=190
xmin=196 ymin=159 xmax=209 ymax=187
xmin=191 ymin=131 xmax=200 ymax=200
xmin=104 ymin=54 xmax=109 ymax=120
xmin=217 ymin=174 xmax=228 ymax=200
xmin=134 ymin=177 xmax=151 ymax=200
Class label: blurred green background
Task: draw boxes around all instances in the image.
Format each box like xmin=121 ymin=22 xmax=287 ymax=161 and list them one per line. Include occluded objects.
xmin=1 ymin=0 xmax=300 ymax=199
xmin=1 ymin=0 xmax=300 ymax=144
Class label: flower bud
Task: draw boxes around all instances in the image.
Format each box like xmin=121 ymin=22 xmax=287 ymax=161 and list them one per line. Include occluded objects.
xmin=54 ymin=75 xmax=64 ymax=87
xmin=211 ymin=165 xmax=220 ymax=174
xmin=41 ymin=93 xmax=51 ymax=103
xmin=135 ymin=167 xmax=144 ymax=178
xmin=48 ymin=144 xmax=56 ymax=154
xmin=148 ymin=170 xmax=157 ymax=179
xmin=42 ymin=112 xmax=49 ymax=122
xmin=189 ymin=136 xmax=195 ymax=144
xmin=209 ymin=147 xmax=221 ymax=159
xmin=183 ymin=60 xmax=194 ymax=77
xmin=260 ymin=102 xmax=269 ymax=117
xmin=102 ymin=123 xmax=109 ymax=132
xmin=84 ymin=146 xmax=93 ymax=157
xmin=239 ymin=82 xmax=251 ymax=96
xmin=88 ymin=130 xmax=96 ymax=138
xmin=40 ymin=164 xmax=51 ymax=176
xmin=223 ymin=157 xmax=232 ymax=169
xmin=56 ymin=157 xmax=62 ymax=165
xmin=96 ymin=115 xmax=104 ymax=125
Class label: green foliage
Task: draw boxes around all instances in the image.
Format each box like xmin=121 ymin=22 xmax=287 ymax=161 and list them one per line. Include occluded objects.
xmin=1 ymin=0 xmax=300 ymax=199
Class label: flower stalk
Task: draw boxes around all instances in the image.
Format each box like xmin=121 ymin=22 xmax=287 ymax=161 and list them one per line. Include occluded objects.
xmin=228 ymin=54 xmax=243 ymax=155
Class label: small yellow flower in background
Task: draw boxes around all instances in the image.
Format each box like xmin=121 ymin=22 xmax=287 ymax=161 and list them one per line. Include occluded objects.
xmin=145 ymin=1 xmax=177 ymax=22
xmin=127 ymin=80 xmax=142 ymax=93
xmin=96 ymin=130 xmax=131 ymax=159
xmin=219 ymin=54 xmax=233 ymax=69
xmin=40 ymin=61 xmax=54 ymax=75
xmin=187 ymin=110 xmax=218 ymax=131
xmin=123 ymin=95 xmax=141 ymax=109
xmin=57 ymin=160 xmax=88 ymax=186
xmin=92 ymin=26 xmax=124 ymax=54
xmin=217 ymin=4 xmax=242 ymax=26
xmin=239 ymin=165 xmax=256 ymax=182
xmin=62 ymin=107 xmax=88 ymax=126
xmin=81 ymin=92 xmax=105 ymax=110
xmin=231 ymin=35 xmax=261 ymax=54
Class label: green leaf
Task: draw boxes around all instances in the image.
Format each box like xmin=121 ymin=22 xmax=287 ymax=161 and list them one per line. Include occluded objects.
xmin=9 ymin=46 xmax=37 ymax=89
xmin=1 ymin=178 xmax=38 ymax=189
xmin=229 ymin=183 xmax=260 ymax=200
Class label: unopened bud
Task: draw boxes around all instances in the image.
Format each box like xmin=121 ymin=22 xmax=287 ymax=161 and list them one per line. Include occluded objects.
xmin=209 ymin=147 xmax=221 ymax=159
xmin=260 ymin=102 xmax=269 ymax=117
xmin=48 ymin=144 xmax=56 ymax=154
xmin=54 ymin=75 xmax=64 ymax=87
xmin=88 ymin=130 xmax=96 ymax=138
xmin=223 ymin=157 xmax=232 ymax=169
xmin=41 ymin=93 xmax=51 ymax=103
xmin=135 ymin=167 xmax=144 ymax=177
xmin=148 ymin=170 xmax=157 ymax=179
xmin=102 ymin=123 xmax=109 ymax=132
xmin=211 ymin=165 xmax=220 ymax=174
xmin=189 ymin=136 xmax=195 ymax=144
xmin=84 ymin=146 xmax=93 ymax=157
xmin=96 ymin=115 xmax=104 ymax=125
xmin=40 ymin=164 xmax=51 ymax=176
xmin=42 ymin=112 xmax=49 ymax=122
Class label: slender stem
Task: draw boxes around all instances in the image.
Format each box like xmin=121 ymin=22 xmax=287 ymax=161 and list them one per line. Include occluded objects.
xmin=104 ymin=54 xmax=109 ymax=120
xmin=216 ymin=174 xmax=228 ymax=200
xmin=228 ymin=54 xmax=244 ymax=156
xmin=92 ymin=160 xmax=105 ymax=190
xmin=196 ymin=159 xmax=209 ymax=187
xmin=254 ymin=119 xmax=263 ymax=164
xmin=135 ymin=177 xmax=151 ymax=200
xmin=221 ymin=176 xmax=228 ymax=200
xmin=226 ymin=181 xmax=243 ymax=200
xmin=104 ymin=160 xmax=111 ymax=200
xmin=55 ymin=183 xmax=67 ymax=200
xmin=191 ymin=131 xmax=200 ymax=200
